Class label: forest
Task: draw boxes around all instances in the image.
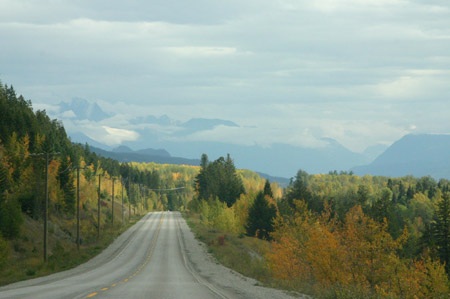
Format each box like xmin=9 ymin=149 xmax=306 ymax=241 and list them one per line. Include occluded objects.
xmin=189 ymin=163 xmax=450 ymax=297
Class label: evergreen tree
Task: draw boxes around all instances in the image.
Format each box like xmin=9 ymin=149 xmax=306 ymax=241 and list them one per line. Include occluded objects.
xmin=0 ymin=161 xmax=9 ymax=203
xmin=194 ymin=154 xmax=208 ymax=200
xmin=406 ymin=185 xmax=415 ymax=200
xmin=371 ymin=188 xmax=393 ymax=223
xmin=57 ymin=156 xmax=75 ymax=214
xmin=194 ymin=154 xmax=244 ymax=207
xmin=246 ymin=192 xmax=277 ymax=240
xmin=357 ymin=184 xmax=370 ymax=206
xmin=264 ymin=179 xmax=273 ymax=198
xmin=387 ymin=178 xmax=394 ymax=190
xmin=398 ymin=181 xmax=406 ymax=203
xmin=285 ymin=170 xmax=315 ymax=212
xmin=222 ymin=154 xmax=245 ymax=207
xmin=435 ymin=192 xmax=450 ymax=273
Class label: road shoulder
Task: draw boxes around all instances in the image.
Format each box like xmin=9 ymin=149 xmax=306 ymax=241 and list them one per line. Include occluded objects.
xmin=176 ymin=212 xmax=307 ymax=299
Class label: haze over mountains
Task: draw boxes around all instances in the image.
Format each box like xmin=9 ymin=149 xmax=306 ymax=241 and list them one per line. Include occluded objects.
xmin=352 ymin=134 xmax=450 ymax=180
xmin=56 ymin=98 xmax=450 ymax=180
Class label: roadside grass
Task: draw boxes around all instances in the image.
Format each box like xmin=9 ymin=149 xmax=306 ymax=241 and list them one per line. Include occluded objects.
xmin=0 ymin=212 xmax=143 ymax=286
xmin=183 ymin=212 xmax=274 ymax=286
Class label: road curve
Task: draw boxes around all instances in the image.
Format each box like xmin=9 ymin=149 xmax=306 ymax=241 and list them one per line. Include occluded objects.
xmin=0 ymin=212 xmax=222 ymax=299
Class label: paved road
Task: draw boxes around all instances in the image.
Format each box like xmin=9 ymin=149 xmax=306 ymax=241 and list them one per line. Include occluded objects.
xmin=0 ymin=212 xmax=225 ymax=299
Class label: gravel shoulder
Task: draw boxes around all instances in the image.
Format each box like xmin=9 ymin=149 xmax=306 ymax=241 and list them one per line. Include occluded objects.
xmin=176 ymin=212 xmax=308 ymax=299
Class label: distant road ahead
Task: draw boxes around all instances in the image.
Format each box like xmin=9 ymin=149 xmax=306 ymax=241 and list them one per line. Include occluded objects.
xmin=0 ymin=212 xmax=224 ymax=299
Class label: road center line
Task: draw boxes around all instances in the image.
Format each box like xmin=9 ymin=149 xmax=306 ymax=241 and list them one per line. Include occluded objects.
xmin=84 ymin=212 xmax=165 ymax=298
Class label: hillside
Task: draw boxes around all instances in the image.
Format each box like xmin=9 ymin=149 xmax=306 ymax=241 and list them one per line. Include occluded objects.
xmin=89 ymin=146 xmax=200 ymax=166
xmin=352 ymin=134 xmax=450 ymax=179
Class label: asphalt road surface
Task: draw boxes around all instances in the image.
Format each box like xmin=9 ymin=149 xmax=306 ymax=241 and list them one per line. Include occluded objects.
xmin=0 ymin=212 xmax=227 ymax=299
xmin=0 ymin=212 xmax=299 ymax=299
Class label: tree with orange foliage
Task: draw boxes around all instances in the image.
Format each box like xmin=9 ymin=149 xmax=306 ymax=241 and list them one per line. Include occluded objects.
xmin=267 ymin=202 xmax=449 ymax=298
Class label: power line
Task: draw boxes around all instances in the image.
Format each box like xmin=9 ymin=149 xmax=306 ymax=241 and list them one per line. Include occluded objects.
xmin=147 ymin=187 xmax=186 ymax=191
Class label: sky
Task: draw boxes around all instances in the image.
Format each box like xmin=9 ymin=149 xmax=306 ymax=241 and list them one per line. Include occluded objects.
xmin=1 ymin=0 xmax=449 ymax=152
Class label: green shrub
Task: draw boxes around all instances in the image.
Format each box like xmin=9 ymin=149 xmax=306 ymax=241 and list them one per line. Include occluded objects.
xmin=0 ymin=233 xmax=10 ymax=267
xmin=0 ymin=199 xmax=23 ymax=239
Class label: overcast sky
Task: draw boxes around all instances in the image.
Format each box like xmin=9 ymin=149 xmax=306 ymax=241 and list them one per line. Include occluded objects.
xmin=1 ymin=0 xmax=449 ymax=152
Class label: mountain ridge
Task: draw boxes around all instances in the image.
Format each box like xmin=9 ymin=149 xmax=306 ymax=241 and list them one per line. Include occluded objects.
xmin=88 ymin=145 xmax=200 ymax=166
xmin=352 ymin=134 xmax=450 ymax=179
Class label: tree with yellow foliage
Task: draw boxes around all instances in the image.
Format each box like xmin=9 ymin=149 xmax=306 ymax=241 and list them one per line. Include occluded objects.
xmin=267 ymin=202 xmax=449 ymax=298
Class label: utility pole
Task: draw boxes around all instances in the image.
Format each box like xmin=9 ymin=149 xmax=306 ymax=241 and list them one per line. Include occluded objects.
xmin=121 ymin=180 xmax=124 ymax=224
xmin=98 ymin=174 xmax=101 ymax=240
xmin=28 ymin=152 xmax=59 ymax=262
xmin=76 ymin=167 xmax=80 ymax=251
xmin=112 ymin=177 xmax=115 ymax=226
xmin=128 ymin=176 xmax=131 ymax=222
xmin=74 ymin=165 xmax=88 ymax=251
xmin=44 ymin=152 xmax=49 ymax=262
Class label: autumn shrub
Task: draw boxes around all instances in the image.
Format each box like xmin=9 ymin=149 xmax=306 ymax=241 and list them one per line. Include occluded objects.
xmin=214 ymin=206 xmax=238 ymax=234
xmin=198 ymin=198 xmax=240 ymax=234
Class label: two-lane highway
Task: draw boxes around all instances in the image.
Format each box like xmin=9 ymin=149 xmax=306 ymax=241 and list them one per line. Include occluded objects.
xmin=0 ymin=212 xmax=224 ymax=299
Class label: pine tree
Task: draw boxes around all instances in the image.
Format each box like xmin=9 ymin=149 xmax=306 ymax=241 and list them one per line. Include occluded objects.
xmin=398 ymin=181 xmax=406 ymax=203
xmin=406 ymin=185 xmax=415 ymax=200
xmin=263 ymin=179 xmax=273 ymax=198
xmin=435 ymin=192 xmax=450 ymax=273
xmin=222 ymin=154 xmax=244 ymax=207
xmin=194 ymin=154 xmax=209 ymax=200
xmin=371 ymin=188 xmax=393 ymax=223
xmin=194 ymin=154 xmax=244 ymax=207
xmin=57 ymin=156 xmax=75 ymax=214
xmin=285 ymin=170 xmax=315 ymax=211
xmin=246 ymin=192 xmax=277 ymax=240
xmin=357 ymin=184 xmax=370 ymax=206
xmin=0 ymin=161 xmax=8 ymax=203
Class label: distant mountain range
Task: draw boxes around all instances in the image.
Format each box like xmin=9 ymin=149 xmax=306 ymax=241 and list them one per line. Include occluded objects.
xmin=85 ymin=145 xmax=292 ymax=186
xmin=352 ymin=134 xmax=450 ymax=179
xmin=88 ymin=146 xmax=200 ymax=166
xmin=59 ymin=98 xmax=450 ymax=180
xmin=59 ymin=97 xmax=111 ymax=122
xmin=120 ymin=138 xmax=369 ymax=178
xmin=112 ymin=145 xmax=171 ymax=158
xmin=62 ymin=99 xmax=368 ymax=177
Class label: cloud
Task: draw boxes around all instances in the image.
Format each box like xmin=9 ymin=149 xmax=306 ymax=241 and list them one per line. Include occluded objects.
xmin=168 ymin=124 xmax=329 ymax=149
xmin=100 ymin=126 xmax=140 ymax=145
xmin=74 ymin=124 xmax=139 ymax=146
xmin=60 ymin=110 xmax=76 ymax=118
xmin=1 ymin=0 xmax=450 ymax=152
xmin=165 ymin=46 xmax=237 ymax=57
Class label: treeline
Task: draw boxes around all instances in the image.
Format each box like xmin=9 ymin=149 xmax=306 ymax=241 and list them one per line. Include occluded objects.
xmin=130 ymin=162 xmax=199 ymax=211
xmin=190 ymin=153 xmax=281 ymax=236
xmin=191 ymin=161 xmax=450 ymax=297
